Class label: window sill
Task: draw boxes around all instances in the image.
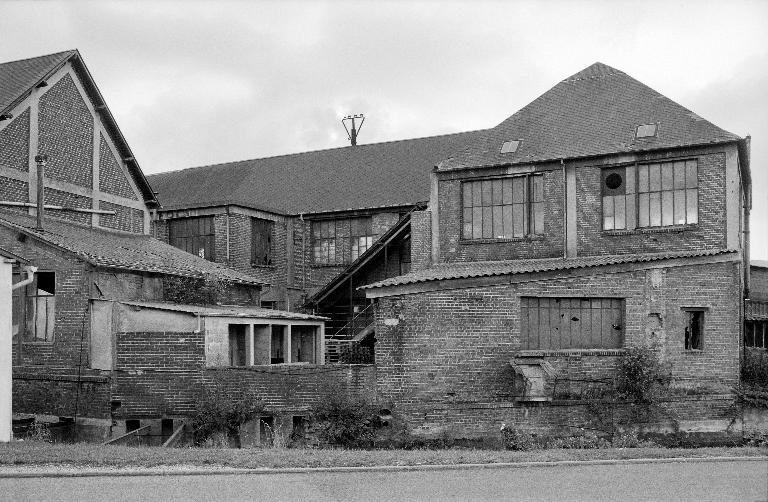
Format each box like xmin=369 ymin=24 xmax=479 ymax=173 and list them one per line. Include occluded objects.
xmin=250 ymin=263 xmax=276 ymax=269
xmin=682 ymin=349 xmax=705 ymax=354
xmin=603 ymin=225 xmax=698 ymax=236
xmin=20 ymin=340 xmax=55 ymax=345
xmin=515 ymin=349 xmax=625 ymax=357
xmin=311 ymin=263 xmax=348 ymax=268
xmin=460 ymin=235 xmax=545 ymax=245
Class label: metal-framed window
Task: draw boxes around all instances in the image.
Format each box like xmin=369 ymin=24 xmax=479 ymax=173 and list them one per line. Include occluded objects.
xmin=312 ymin=217 xmax=373 ymax=265
xmin=602 ymin=159 xmax=698 ymax=230
xmin=168 ymin=216 xmax=216 ymax=261
xmin=461 ymin=174 xmax=544 ymax=240
xmin=745 ymin=320 xmax=767 ymax=349
xmin=251 ymin=218 xmax=273 ymax=266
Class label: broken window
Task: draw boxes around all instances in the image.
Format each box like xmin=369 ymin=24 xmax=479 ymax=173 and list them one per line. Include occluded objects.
xmin=745 ymin=321 xmax=767 ymax=349
xmin=12 ymin=271 xmax=55 ymax=342
xmin=168 ymin=216 xmax=216 ymax=261
xmin=462 ymin=174 xmax=544 ymax=240
xmin=251 ymin=218 xmax=273 ymax=266
xmin=228 ymin=324 xmax=248 ymax=366
xmin=520 ymin=297 xmax=624 ymax=350
xmin=684 ymin=309 xmax=705 ymax=350
xmin=312 ymin=217 xmax=373 ymax=265
xmin=603 ymin=160 xmax=698 ymax=230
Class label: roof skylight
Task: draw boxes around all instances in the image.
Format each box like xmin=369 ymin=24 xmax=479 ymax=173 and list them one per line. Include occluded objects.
xmin=500 ymin=140 xmax=521 ymax=154
xmin=635 ymin=124 xmax=657 ymax=139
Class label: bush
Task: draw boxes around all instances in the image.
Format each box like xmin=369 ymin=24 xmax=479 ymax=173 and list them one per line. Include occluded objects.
xmin=190 ymin=386 xmax=265 ymax=446
xmin=500 ymin=424 xmax=537 ymax=451
xmin=546 ymin=430 xmax=605 ymax=449
xmin=611 ymin=431 xmax=659 ymax=448
xmin=311 ymin=391 xmax=381 ymax=448
xmin=615 ymin=345 xmax=671 ymax=403
xmin=742 ymin=349 xmax=768 ymax=388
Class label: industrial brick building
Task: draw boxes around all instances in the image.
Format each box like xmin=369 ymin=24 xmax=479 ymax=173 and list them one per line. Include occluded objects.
xmin=0 ymin=50 xmax=366 ymax=442
xmin=364 ymin=63 xmax=752 ymax=438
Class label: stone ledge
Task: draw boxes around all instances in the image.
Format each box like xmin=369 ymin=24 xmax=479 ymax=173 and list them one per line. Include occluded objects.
xmin=13 ymin=372 xmax=110 ymax=384
xmin=515 ymin=349 xmax=625 ymax=357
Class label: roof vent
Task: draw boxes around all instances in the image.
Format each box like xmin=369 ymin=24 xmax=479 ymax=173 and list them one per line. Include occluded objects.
xmin=635 ymin=123 xmax=657 ymax=139
xmin=500 ymin=139 xmax=521 ymax=154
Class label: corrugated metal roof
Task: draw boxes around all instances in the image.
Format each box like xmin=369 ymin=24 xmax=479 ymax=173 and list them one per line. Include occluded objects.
xmin=438 ymin=62 xmax=742 ymax=171
xmin=120 ymin=300 xmax=326 ymax=321
xmin=361 ymin=249 xmax=737 ymax=289
xmin=0 ymin=210 xmax=265 ymax=286
xmin=147 ymin=130 xmax=486 ymax=215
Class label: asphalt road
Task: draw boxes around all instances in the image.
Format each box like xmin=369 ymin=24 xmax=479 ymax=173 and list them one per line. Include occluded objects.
xmin=2 ymin=460 xmax=767 ymax=502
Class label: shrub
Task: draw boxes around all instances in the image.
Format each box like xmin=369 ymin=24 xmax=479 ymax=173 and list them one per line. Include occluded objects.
xmin=742 ymin=349 xmax=768 ymax=388
xmin=546 ymin=430 xmax=606 ymax=449
xmin=311 ymin=390 xmax=381 ymax=448
xmin=611 ymin=431 xmax=659 ymax=448
xmin=190 ymin=386 xmax=265 ymax=446
xmin=615 ymin=345 xmax=671 ymax=403
xmin=500 ymin=424 xmax=537 ymax=451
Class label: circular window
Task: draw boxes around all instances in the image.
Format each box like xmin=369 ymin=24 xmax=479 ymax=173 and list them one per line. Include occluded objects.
xmin=605 ymin=173 xmax=623 ymax=190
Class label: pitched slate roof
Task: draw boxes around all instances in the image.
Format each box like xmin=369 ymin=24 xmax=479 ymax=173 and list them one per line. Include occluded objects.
xmin=0 ymin=50 xmax=75 ymax=113
xmin=439 ymin=62 xmax=742 ymax=170
xmin=0 ymin=210 xmax=265 ymax=286
xmin=120 ymin=300 xmax=326 ymax=320
xmin=147 ymin=130 xmax=486 ymax=215
xmin=0 ymin=50 xmax=158 ymax=206
xmin=361 ymin=249 xmax=737 ymax=290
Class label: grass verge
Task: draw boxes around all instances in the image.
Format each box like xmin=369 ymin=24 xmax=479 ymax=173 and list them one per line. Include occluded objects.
xmin=0 ymin=442 xmax=765 ymax=470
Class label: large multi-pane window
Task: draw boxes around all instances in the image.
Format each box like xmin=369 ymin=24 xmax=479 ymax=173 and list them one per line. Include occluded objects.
xmin=603 ymin=159 xmax=698 ymax=230
xmin=462 ymin=174 xmax=544 ymax=240
xmin=312 ymin=217 xmax=373 ymax=265
xmin=251 ymin=218 xmax=273 ymax=266
xmin=168 ymin=216 xmax=215 ymax=261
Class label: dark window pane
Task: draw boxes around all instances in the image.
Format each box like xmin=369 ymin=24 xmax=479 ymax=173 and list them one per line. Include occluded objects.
xmin=685 ymin=160 xmax=698 ymax=188
xmin=472 ymin=208 xmax=483 ymax=239
xmin=673 ymin=162 xmax=686 ymax=190
xmin=482 ymin=207 xmax=493 ymax=238
xmin=649 ymin=192 xmax=661 ymax=226
xmin=463 ymin=208 xmax=473 ymax=239
xmin=686 ymin=189 xmax=698 ymax=224
xmin=462 ymin=183 xmax=472 ymax=207
xmin=661 ymin=165 xmax=674 ymax=191
xmin=638 ymin=165 xmax=649 ymax=192
xmin=661 ymin=191 xmax=674 ymax=226
xmin=492 ymin=179 xmax=503 ymax=205
xmin=502 ymin=205 xmax=513 ymax=238
xmin=673 ymin=190 xmax=686 ymax=225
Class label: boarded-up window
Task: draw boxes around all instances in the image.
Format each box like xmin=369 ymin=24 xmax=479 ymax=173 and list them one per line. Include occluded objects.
xmin=520 ymin=297 xmax=624 ymax=350
xmin=251 ymin=218 xmax=273 ymax=266
xmin=168 ymin=216 xmax=215 ymax=261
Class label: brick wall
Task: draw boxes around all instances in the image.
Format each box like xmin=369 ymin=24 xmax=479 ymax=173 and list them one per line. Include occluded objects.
xmin=410 ymin=209 xmax=432 ymax=271
xmin=576 ymin=151 xmax=727 ymax=256
xmin=98 ymin=134 xmax=138 ymax=200
xmin=13 ymin=369 xmax=111 ymax=419
xmin=373 ymin=260 xmax=740 ymax=435
xmin=99 ymin=201 xmax=144 ymax=233
xmin=113 ymin=331 xmax=205 ymax=417
xmin=38 ymin=73 xmax=93 ymax=188
xmin=45 ymin=187 xmax=91 ymax=226
xmin=0 ymin=178 xmax=29 ymax=214
xmin=0 ymin=107 xmax=29 ymax=172
xmin=438 ymin=167 xmax=565 ymax=262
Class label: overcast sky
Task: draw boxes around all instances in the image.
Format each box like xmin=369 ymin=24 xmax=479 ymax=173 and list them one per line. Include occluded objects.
xmin=1 ymin=0 xmax=767 ymax=259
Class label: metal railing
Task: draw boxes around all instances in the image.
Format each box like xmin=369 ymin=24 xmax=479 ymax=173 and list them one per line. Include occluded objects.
xmin=328 ymin=302 xmax=375 ymax=341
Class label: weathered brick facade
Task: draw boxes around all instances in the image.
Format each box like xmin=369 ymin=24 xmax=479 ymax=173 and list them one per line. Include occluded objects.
xmin=0 ymin=107 xmax=29 ymax=172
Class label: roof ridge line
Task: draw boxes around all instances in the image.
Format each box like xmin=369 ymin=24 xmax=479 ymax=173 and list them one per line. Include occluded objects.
xmin=0 ymin=49 xmax=76 ymax=67
xmin=147 ymin=128 xmax=489 ymax=177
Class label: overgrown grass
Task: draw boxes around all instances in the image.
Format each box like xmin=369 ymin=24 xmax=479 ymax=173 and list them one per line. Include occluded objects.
xmin=0 ymin=441 xmax=764 ymax=470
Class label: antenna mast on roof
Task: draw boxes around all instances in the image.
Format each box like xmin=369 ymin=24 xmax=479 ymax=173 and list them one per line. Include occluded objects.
xmin=342 ymin=114 xmax=365 ymax=146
